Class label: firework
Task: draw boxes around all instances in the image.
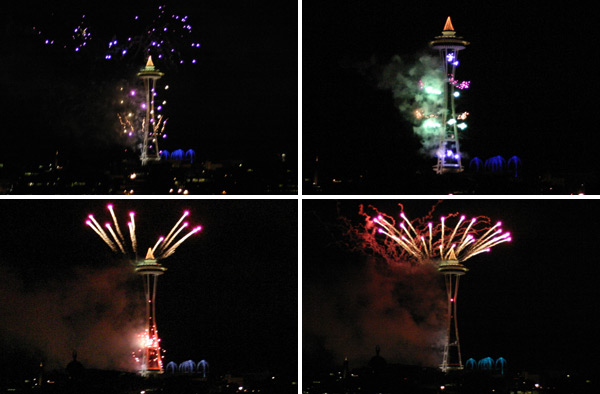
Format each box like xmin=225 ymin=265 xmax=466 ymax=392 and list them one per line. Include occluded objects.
xmin=117 ymin=84 xmax=169 ymax=149
xmin=33 ymin=5 xmax=201 ymax=66
xmin=448 ymin=75 xmax=471 ymax=90
xmin=104 ymin=5 xmax=201 ymax=66
xmin=373 ymin=210 xmax=511 ymax=264
xmin=85 ymin=204 xmax=202 ymax=260
xmin=33 ymin=13 xmax=92 ymax=52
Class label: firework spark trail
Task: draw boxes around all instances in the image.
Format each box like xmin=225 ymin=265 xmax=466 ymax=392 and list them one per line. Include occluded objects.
xmin=372 ymin=208 xmax=511 ymax=264
xmin=105 ymin=223 xmax=126 ymax=254
xmin=108 ymin=204 xmax=126 ymax=245
xmin=87 ymin=216 xmax=118 ymax=251
xmin=153 ymin=116 xmax=168 ymax=138
xmin=86 ymin=205 xmax=200 ymax=260
xmin=87 ymin=215 xmax=107 ymax=237
xmin=161 ymin=226 xmax=203 ymax=259
xmin=158 ymin=211 xmax=189 ymax=254
xmin=128 ymin=212 xmax=138 ymax=254
xmin=455 ymin=218 xmax=476 ymax=254
xmin=160 ymin=222 xmax=189 ymax=254
xmin=118 ymin=113 xmax=136 ymax=137
xmin=151 ymin=237 xmax=164 ymax=256
xmin=86 ymin=217 xmax=118 ymax=252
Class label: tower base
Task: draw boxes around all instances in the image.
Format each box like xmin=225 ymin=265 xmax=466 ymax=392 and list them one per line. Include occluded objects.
xmin=141 ymin=156 xmax=161 ymax=167
xmin=139 ymin=369 xmax=164 ymax=377
xmin=434 ymin=164 xmax=464 ymax=175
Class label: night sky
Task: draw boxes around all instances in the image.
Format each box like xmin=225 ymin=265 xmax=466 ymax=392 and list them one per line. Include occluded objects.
xmin=303 ymin=1 xmax=600 ymax=190
xmin=303 ymin=199 xmax=600 ymax=376
xmin=0 ymin=199 xmax=297 ymax=377
xmin=1 ymin=0 xmax=297 ymax=167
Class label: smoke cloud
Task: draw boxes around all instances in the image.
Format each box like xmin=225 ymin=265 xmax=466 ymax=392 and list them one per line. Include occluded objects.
xmin=0 ymin=264 xmax=145 ymax=371
xmin=376 ymin=53 xmax=446 ymax=157
xmin=304 ymin=259 xmax=446 ymax=368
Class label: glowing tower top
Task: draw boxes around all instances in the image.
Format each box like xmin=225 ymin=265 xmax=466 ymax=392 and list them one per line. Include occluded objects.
xmin=429 ymin=17 xmax=470 ymax=50
xmin=137 ymin=56 xmax=165 ymax=80
xmin=429 ymin=17 xmax=470 ymax=174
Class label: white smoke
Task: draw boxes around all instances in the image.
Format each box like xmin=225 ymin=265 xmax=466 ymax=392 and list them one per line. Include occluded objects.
xmin=377 ymin=53 xmax=446 ymax=157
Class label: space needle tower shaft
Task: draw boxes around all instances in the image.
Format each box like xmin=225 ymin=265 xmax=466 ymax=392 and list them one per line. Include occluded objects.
xmin=135 ymin=248 xmax=167 ymax=375
xmin=438 ymin=258 xmax=467 ymax=372
xmin=137 ymin=56 xmax=164 ymax=166
xmin=429 ymin=17 xmax=470 ymax=174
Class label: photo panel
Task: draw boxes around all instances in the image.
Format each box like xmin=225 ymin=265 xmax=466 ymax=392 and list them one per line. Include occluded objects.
xmin=303 ymin=2 xmax=598 ymax=195
xmin=2 ymin=2 xmax=297 ymax=195
xmin=0 ymin=199 xmax=298 ymax=392
xmin=303 ymin=198 xmax=599 ymax=392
